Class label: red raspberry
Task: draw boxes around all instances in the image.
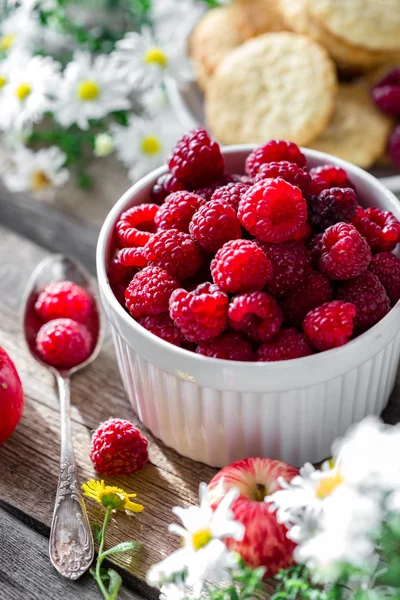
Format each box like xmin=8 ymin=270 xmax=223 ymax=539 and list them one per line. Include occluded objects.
xmin=245 ymin=140 xmax=306 ymax=177
xmin=303 ymin=301 xmax=357 ymax=351
xmin=308 ymin=187 xmax=358 ymax=232
xmin=125 ymin=266 xmax=179 ymax=318
xmin=319 ymin=223 xmax=372 ymax=280
xmin=307 ymin=233 xmax=324 ymax=268
xmin=256 ymin=328 xmax=313 ymax=361
xmin=145 ymin=230 xmax=203 ymax=280
xmin=228 ymin=291 xmax=283 ymax=342
xmin=36 ymin=318 xmax=92 ymax=368
xmin=369 ymin=252 xmax=400 ymax=305
xmin=195 ymin=175 xmax=236 ymax=201
xmin=281 ymin=270 xmax=332 ymax=327
xmin=211 ymin=182 xmax=251 ymax=211
xmin=90 ymin=418 xmax=148 ymax=476
xmin=116 ymin=204 xmax=158 ymax=248
xmin=168 ymin=127 xmax=224 ymax=186
xmin=371 ymin=68 xmax=400 ymax=117
xmin=255 ymin=161 xmax=312 ymax=198
xmin=309 ymin=164 xmax=353 ymax=196
xmin=189 ymin=200 xmax=242 ymax=253
xmin=337 ymin=271 xmax=390 ymax=330
xmin=352 ymin=206 xmax=400 ymax=252
xmin=116 ymin=247 xmax=147 ymax=268
xmin=259 ymin=240 xmax=311 ymax=297
xmin=238 ymin=178 xmax=307 ymax=243
xmin=151 ymin=172 xmax=189 ymax=204
xmin=107 ymin=255 xmax=137 ymax=286
xmin=211 ymin=239 xmax=273 ymax=293
xmin=155 ymin=191 xmax=205 ymax=233
xmin=169 ymin=283 xmax=228 ymax=342
xmin=292 ymin=221 xmax=312 ymax=241
xmin=35 ymin=281 xmax=92 ymax=324
xmin=137 ymin=314 xmax=183 ymax=346
xmin=389 ymin=124 xmax=400 ymax=168
xmin=196 ymin=332 xmax=253 ymax=361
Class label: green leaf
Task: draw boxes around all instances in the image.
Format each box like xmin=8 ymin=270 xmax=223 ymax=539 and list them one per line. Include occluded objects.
xmin=100 ymin=540 xmax=142 ymax=559
xmin=90 ymin=567 xmax=110 ymax=583
xmin=92 ymin=522 xmax=103 ymax=544
xmin=107 ymin=569 xmax=122 ymax=600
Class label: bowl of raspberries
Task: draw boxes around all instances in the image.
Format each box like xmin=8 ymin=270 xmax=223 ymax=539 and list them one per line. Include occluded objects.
xmin=97 ymin=127 xmax=400 ymax=468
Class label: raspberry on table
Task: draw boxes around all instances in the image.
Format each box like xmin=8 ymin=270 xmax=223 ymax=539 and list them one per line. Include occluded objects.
xmin=116 ymin=203 xmax=158 ymax=248
xmin=116 ymin=247 xmax=147 ymax=268
xmin=125 ymin=266 xmax=179 ymax=318
xmin=137 ymin=314 xmax=183 ymax=346
xmin=255 ymin=161 xmax=312 ymax=198
xmin=238 ymin=178 xmax=307 ymax=243
xmin=256 ymin=328 xmax=313 ymax=361
xmin=309 ymin=164 xmax=353 ymax=195
xmin=259 ymin=240 xmax=311 ymax=297
xmin=35 ymin=280 xmax=92 ymax=324
xmin=228 ymin=291 xmax=283 ymax=342
xmin=337 ymin=271 xmax=391 ymax=330
xmin=308 ymin=187 xmax=358 ymax=232
xmin=189 ymin=199 xmax=242 ymax=253
xmin=145 ymin=230 xmax=203 ymax=280
xmin=319 ymin=223 xmax=372 ymax=280
xmin=352 ymin=206 xmax=400 ymax=252
xmin=245 ymin=140 xmax=306 ymax=177
xmin=155 ymin=191 xmax=205 ymax=233
xmin=211 ymin=239 xmax=273 ymax=293
xmin=196 ymin=332 xmax=253 ymax=361
xmin=369 ymin=252 xmax=400 ymax=305
xmin=90 ymin=418 xmax=148 ymax=476
xmin=36 ymin=318 xmax=92 ymax=368
xmin=195 ymin=175 xmax=236 ymax=201
xmin=151 ymin=172 xmax=189 ymax=204
xmin=389 ymin=124 xmax=400 ymax=168
xmin=168 ymin=126 xmax=224 ymax=186
xmin=371 ymin=68 xmax=400 ymax=117
xmin=307 ymin=233 xmax=324 ymax=268
xmin=169 ymin=283 xmax=228 ymax=342
xmin=211 ymin=182 xmax=251 ymax=212
xmin=281 ymin=270 xmax=332 ymax=327
xmin=303 ymin=301 xmax=357 ymax=351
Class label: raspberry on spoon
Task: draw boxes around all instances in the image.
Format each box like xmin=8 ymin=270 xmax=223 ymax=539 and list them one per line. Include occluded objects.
xmin=35 ymin=280 xmax=92 ymax=324
xmin=36 ymin=318 xmax=92 ymax=368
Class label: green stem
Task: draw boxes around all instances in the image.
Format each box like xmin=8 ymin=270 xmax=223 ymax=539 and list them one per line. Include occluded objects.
xmin=95 ymin=506 xmax=113 ymax=600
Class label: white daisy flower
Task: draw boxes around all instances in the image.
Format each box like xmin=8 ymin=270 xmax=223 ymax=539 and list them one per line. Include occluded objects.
xmin=0 ymin=7 xmax=40 ymax=53
xmin=147 ymin=483 xmax=244 ymax=598
xmin=52 ymin=51 xmax=131 ymax=131
xmin=94 ymin=132 xmax=114 ymax=157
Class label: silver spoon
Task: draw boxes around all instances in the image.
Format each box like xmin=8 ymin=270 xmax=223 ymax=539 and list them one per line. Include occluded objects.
xmin=22 ymin=255 xmax=103 ymax=580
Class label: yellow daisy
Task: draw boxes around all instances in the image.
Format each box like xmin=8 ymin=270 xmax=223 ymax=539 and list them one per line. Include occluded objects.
xmin=83 ymin=479 xmax=144 ymax=513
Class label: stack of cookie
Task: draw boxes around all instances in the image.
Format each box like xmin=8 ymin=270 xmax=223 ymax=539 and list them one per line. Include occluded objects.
xmin=189 ymin=0 xmax=400 ymax=169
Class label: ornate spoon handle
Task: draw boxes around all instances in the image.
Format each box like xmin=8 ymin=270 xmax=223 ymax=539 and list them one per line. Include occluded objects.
xmin=49 ymin=374 xmax=94 ymax=580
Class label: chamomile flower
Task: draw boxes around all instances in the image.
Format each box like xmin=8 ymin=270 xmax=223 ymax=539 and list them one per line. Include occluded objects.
xmin=0 ymin=7 xmax=40 ymax=53
xmin=82 ymin=479 xmax=144 ymax=513
xmin=52 ymin=51 xmax=131 ymax=130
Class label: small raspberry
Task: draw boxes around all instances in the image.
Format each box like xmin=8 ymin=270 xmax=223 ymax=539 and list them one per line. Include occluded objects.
xmin=228 ymin=291 xmax=283 ymax=342
xmin=211 ymin=239 xmax=273 ymax=293
xmin=308 ymin=187 xmax=358 ymax=232
xmin=36 ymin=318 xmax=92 ymax=368
xmin=211 ymin=182 xmax=251 ymax=211
xmin=238 ymin=178 xmax=307 ymax=243
xmin=169 ymin=283 xmax=228 ymax=342
xmin=90 ymin=418 xmax=148 ymax=476
xmin=155 ymin=191 xmax=205 ymax=233
xmin=319 ymin=223 xmax=372 ymax=280
xmin=145 ymin=230 xmax=203 ymax=280
xmin=309 ymin=164 xmax=353 ymax=195
xmin=307 ymin=233 xmax=324 ymax=268
xmin=255 ymin=161 xmax=312 ymax=198
xmin=337 ymin=271 xmax=391 ymax=330
xmin=196 ymin=332 xmax=253 ymax=361
xmin=352 ymin=206 xmax=400 ymax=252
xmin=125 ymin=266 xmax=179 ymax=318
xmin=281 ymin=270 xmax=332 ymax=327
xmin=195 ymin=175 xmax=236 ymax=201
xmin=389 ymin=124 xmax=400 ymax=168
xmin=35 ymin=281 xmax=92 ymax=324
xmin=168 ymin=127 xmax=224 ymax=186
xmin=256 ymin=328 xmax=313 ymax=361
xmin=116 ymin=204 xmax=158 ymax=248
xmin=259 ymin=240 xmax=311 ymax=297
xmin=108 ymin=255 xmax=137 ymax=286
xmin=151 ymin=172 xmax=189 ymax=204
xmin=369 ymin=252 xmax=400 ymax=305
xmin=303 ymin=301 xmax=357 ymax=351
xmin=371 ymin=68 xmax=400 ymax=117
xmin=137 ymin=314 xmax=183 ymax=346
xmin=189 ymin=200 xmax=242 ymax=253
xmin=245 ymin=140 xmax=306 ymax=177
xmin=116 ymin=247 xmax=147 ymax=268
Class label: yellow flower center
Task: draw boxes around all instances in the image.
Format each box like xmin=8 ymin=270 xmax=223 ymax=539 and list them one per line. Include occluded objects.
xmin=78 ymin=80 xmax=100 ymax=101
xmin=30 ymin=170 xmax=51 ymax=192
xmin=141 ymin=135 xmax=161 ymax=155
xmin=0 ymin=34 xmax=15 ymax=51
xmin=0 ymin=75 xmax=6 ymax=89
xmin=315 ymin=470 xmax=344 ymax=499
xmin=16 ymin=83 xmax=31 ymax=101
xmin=144 ymin=47 xmax=168 ymax=68
xmin=192 ymin=528 xmax=212 ymax=551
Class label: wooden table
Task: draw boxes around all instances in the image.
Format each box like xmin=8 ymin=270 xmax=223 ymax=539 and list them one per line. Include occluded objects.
xmin=0 ymin=166 xmax=399 ymax=600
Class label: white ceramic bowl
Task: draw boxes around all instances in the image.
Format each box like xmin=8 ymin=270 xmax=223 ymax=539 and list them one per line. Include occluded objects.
xmin=97 ymin=147 xmax=400 ymax=467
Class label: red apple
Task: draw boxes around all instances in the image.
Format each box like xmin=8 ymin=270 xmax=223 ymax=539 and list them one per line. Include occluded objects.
xmin=0 ymin=347 xmax=24 ymax=444
xmin=208 ymin=457 xmax=298 ymax=576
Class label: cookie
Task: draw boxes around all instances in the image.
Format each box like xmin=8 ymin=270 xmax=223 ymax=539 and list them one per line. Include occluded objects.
xmin=308 ymin=84 xmax=392 ymax=169
xmin=205 ymin=33 xmax=337 ymax=146
xmin=233 ymin=0 xmax=284 ymax=37
xmin=307 ymin=0 xmax=400 ymax=53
